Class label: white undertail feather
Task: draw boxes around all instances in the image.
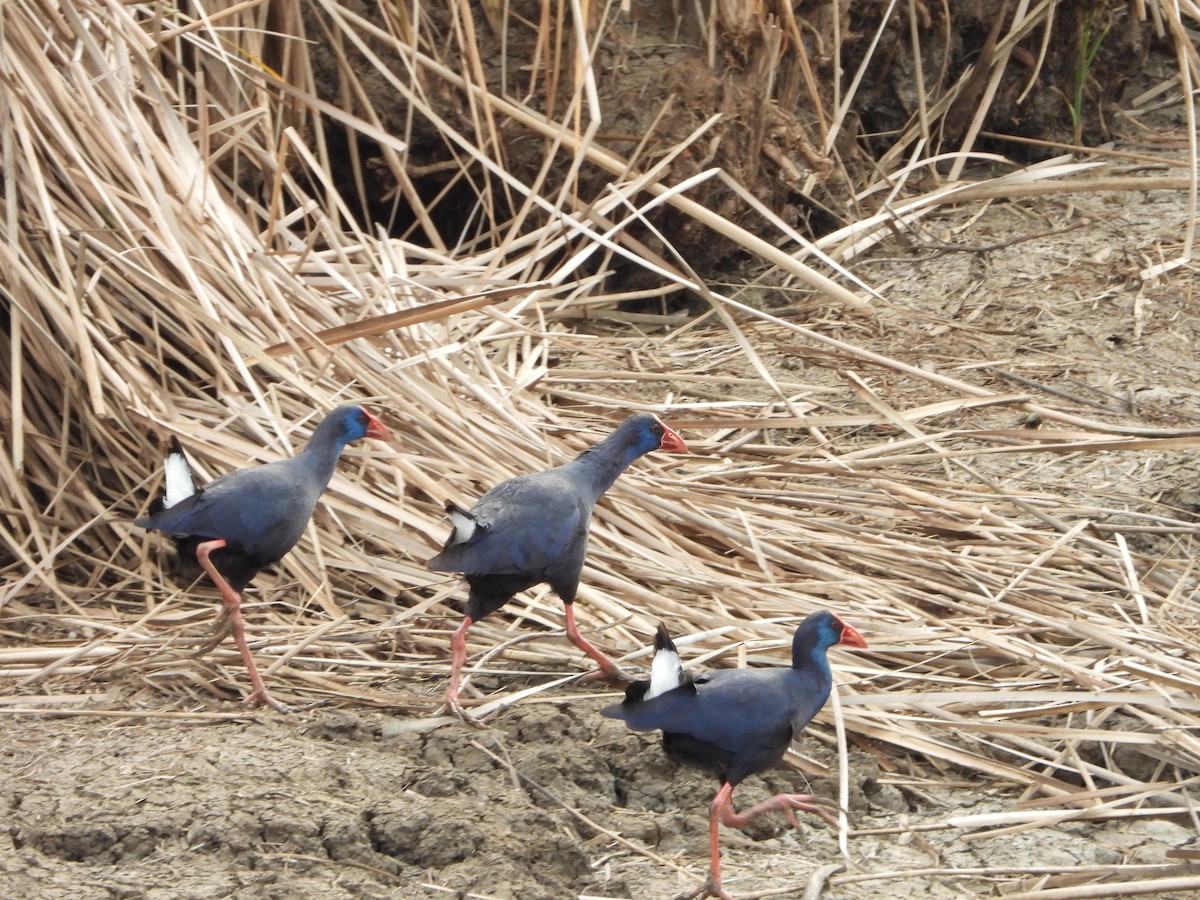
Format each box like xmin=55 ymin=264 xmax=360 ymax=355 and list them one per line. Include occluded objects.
xmin=162 ymin=449 xmax=196 ymax=509
xmin=645 ymin=625 xmax=684 ymax=700
xmin=447 ymin=506 xmax=476 ymax=544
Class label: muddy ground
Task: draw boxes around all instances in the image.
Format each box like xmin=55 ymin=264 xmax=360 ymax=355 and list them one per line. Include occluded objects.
xmin=4 ymin=0 xmax=1200 ymax=895
xmin=3 ymin=699 xmax=1194 ymax=900
xmin=5 ymin=181 xmax=1200 ymax=899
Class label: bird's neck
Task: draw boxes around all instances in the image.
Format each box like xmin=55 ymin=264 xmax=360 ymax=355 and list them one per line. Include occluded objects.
xmin=793 ymin=647 xmax=834 ymax=695
xmin=562 ymin=439 xmax=645 ymax=500
xmin=297 ymin=434 xmax=348 ymax=487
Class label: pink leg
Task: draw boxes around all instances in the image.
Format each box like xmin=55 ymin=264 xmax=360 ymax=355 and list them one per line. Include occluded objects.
xmin=678 ymin=783 xmax=736 ymax=900
xmin=563 ymin=602 xmax=630 ymax=682
xmin=195 ymin=540 xmax=287 ymax=713
xmin=446 ymin=616 xmax=474 ymax=716
xmin=683 ymin=781 xmax=841 ymax=899
xmin=714 ymin=780 xmax=841 ymax=832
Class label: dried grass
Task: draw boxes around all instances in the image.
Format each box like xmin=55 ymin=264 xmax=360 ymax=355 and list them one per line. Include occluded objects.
xmin=2 ymin=0 xmax=1199 ymax=894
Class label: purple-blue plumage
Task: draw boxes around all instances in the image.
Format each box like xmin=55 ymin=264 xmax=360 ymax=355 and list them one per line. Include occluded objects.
xmin=428 ymin=413 xmax=686 ymax=604
xmin=139 ymin=404 xmax=389 ymax=589
xmin=428 ymin=413 xmax=687 ymax=715
xmin=603 ymin=611 xmax=867 ymax=899
xmin=138 ymin=403 xmax=390 ymax=710
xmin=604 ymin=611 xmax=862 ymax=783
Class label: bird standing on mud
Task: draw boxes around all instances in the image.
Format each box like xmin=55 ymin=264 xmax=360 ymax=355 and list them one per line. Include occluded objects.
xmin=428 ymin=413 xmax=687 ymax=715
xmin=603 ymin=611 xmax=867 ymax=900
xmin=138 ymin=404 xmax=390 ymax=711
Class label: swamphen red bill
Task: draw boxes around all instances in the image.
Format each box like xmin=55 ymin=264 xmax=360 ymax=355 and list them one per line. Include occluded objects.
xmin=137 ymin=404 xmax=390 ymax=711
xmin=603 ymin=610 xmax=867 ymax=900
xmin=427 ymin=412 xmax=686 ymax=716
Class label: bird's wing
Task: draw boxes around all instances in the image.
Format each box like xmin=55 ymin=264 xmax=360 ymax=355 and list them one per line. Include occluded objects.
xmin=603 ymin=669 xmax=796 ymax=753
xmin=428 ymin=473 xmax=590 ymax=576
xmin=137 ymin=463 xmax=311 ymax=557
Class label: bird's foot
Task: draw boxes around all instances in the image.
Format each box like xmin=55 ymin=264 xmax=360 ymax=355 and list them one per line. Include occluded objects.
xmin=242 ymin=687 xmax=290 ymax=714
xmin=677 ymin=873 xmax=734 ymax=900
xmin=562 ymin=607 xmax=633 ymax=683
xmin=289 ymin=699 xmax=332 ymax=713
xmin=446 ymin=701 xmax=493 ymax=729
xmin=790 ymin=793 xmax=848 ymax=830
xmin=730 ymin=792 xmax=844 ymax=832
xmin=583 ymin=661 xmax=635 ymax=685
xmin=191 ymin=612 xmax=233 ymax=657
xmin=444 ymin=689 xmax=494 ymax=729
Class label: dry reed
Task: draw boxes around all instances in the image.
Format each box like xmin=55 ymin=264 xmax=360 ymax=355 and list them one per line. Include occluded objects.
xmin=1 ymin=0 xmax=1198 ymax=895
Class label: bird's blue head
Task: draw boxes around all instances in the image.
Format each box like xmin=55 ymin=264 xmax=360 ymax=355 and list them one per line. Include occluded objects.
xmin=567 ymin=412 xmax=687 ymax=498
xmin=309 ymin=404 xmax=391 ymax=451
xmin=791 ymin=610 xmax=867 ymax=668
xmin=612 ymin=412 xmax=688 ymax=460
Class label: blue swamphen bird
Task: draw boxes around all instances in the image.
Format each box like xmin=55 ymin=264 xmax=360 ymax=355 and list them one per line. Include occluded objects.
xmin=428 ymin=413 xmax=687 ymax=714
xmin=137 ymin=404 xmax=390 ymax=711
xmin=603 ymin=611 xmax=867 ymax=900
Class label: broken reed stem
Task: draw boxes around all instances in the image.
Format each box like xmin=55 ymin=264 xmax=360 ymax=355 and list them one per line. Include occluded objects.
xmin=1 ymin=5 xmax=1199 ymax=895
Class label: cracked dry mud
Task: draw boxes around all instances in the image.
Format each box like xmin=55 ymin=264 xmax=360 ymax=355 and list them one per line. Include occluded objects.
xmin=2 ymin=699 xmax=1194 ymax=899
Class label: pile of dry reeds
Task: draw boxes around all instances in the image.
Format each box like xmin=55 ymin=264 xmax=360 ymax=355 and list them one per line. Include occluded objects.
xmin=2 ymin=0 xmax=1200 ymax=891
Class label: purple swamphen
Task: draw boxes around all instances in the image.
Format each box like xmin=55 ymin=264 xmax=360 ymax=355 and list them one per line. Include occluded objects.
xmin=427 ymin=413 xmax=687 ymax=714
xmin=603 ymin=610 xmax=867 ymax=900
xmin=137 ymin=404 xmax=390 ymax=711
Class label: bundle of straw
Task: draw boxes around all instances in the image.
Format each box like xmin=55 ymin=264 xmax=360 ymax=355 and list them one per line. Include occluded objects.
xmin=2 ymin=1 xmax=1200 ymax=875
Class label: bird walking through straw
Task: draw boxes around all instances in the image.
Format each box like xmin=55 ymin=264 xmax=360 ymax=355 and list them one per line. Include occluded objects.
xmin=138 ymin=404 xmax=390 ymax=711
xmin=428 ymin=413 xmax=686 ymax=716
